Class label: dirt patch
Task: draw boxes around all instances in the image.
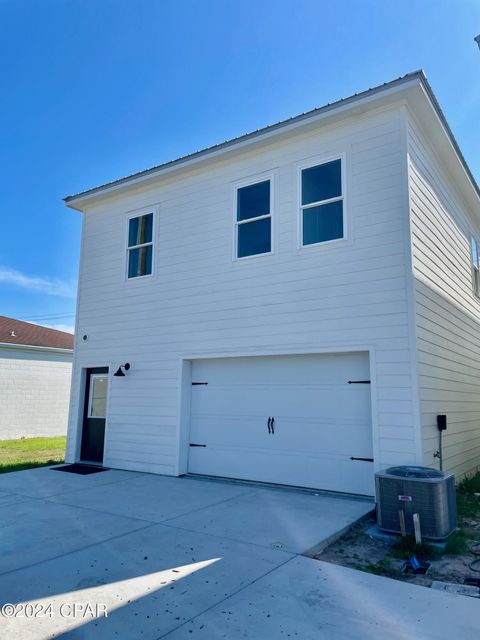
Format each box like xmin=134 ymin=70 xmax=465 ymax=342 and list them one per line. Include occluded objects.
xmin=314 ymin=474 xmax=480 ymax=589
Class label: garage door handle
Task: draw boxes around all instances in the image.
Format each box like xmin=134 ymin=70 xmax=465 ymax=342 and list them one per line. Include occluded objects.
xmin=271 ymin=417 xmax=275 ymax=434
xmin=267 ymin=417 xmax=272 ymax=434
xmin=350 ymin=456 xmax=373 ymax=462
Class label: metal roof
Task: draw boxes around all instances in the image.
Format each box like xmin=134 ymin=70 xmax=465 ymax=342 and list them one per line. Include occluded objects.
xmin=64 ymin=70 xmax=480 ymax=204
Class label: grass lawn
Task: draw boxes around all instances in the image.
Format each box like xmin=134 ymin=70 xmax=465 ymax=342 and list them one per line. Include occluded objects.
xmin=0 ymin=436 xmax=66 ymax=474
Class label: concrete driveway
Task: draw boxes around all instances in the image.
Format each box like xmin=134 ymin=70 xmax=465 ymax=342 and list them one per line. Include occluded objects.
xmin=0 ymin=467 xmax=477 ymax=639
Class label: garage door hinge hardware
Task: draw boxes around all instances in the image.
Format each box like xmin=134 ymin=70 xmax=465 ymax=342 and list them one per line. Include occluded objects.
xmin=189 ymin=443 xmax=207 ymax=447
xmin=348 ymin=380 xmax=371 ymax=384
xmin=192 ymin=382 xmax=208 ymax=385
xmin=350 ymin=457 xmax=374 ymax=462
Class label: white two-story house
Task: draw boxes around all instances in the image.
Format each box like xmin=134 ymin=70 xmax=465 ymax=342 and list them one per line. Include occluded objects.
xmin=64 ymin=71 xmax=480 ymax=497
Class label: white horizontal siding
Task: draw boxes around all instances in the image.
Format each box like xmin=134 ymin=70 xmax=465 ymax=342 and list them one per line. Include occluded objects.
xmin=67 ymin=105 xmax=418 ymax=474
xmin=408 ymin=112 xmax=480 ymax=479
xmin=0 ymin=348 xmax=72 ymax=439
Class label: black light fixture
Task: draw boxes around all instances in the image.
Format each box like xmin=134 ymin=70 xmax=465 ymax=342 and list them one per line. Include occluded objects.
xmin=114 ymin=363 xmax=131 ymax=377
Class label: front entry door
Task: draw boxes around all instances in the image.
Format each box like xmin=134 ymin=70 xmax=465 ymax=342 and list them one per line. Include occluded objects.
xmin=81 ymin=368 xmax=109 ymax=463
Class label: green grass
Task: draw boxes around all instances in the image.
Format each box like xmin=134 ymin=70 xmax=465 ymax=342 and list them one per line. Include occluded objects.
xmin=445 ymin=529 xmax=473 ymax=555
xmin=391 ymin=535 xmax=441 ymax=562
xmin=364 ymin=559 xmax=392 ymax=576
xmin=0 ymin=436 xmax=66 ymax=473
xmin=457 ymin=474 xmax=480 ymax=521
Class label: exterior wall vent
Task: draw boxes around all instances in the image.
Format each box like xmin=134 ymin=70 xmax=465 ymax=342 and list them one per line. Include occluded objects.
xmin=375 ymin=466 xmax=457 ymax=539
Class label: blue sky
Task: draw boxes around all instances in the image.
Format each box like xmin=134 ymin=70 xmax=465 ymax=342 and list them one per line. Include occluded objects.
xmin=1 ymin=0 xmax=479 ymax=333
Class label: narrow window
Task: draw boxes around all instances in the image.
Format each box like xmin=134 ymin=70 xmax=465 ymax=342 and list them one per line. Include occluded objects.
xmin=472 ymin=237 xmax=480 ymax=297
xmin=235 ymin=180 xmax=271 ymax=258
xmin=127 ymin=213 xmax=153 ymax=278
xmin=300 ymin=158 xmax=344 ymax=246
xmin=88 ymin=375 xmax=108 ymax=418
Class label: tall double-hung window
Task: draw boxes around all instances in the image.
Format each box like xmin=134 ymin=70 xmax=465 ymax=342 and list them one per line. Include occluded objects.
xmin=235 ymin=179 xmax=272 ymax=259
xmin=300 ymin=157 xmax=344 ymax=246
xmin=127 ymin=212 xmax=153 ymax=278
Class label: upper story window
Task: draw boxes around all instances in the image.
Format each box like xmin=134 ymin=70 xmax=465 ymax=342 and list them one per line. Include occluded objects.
xmin=127 ymin=212 xmax=153 ymax=278
xmin=300 ymin=158 xmax=344 ymax=246
xmin=235 ymin=179 xmax=272 ymax=259
xmin=472 ymin=237 xmax=480 ymax=297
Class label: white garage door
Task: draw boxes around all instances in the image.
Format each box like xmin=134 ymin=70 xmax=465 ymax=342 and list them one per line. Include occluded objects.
xmin=188 ymin=353 xmax=374 ymax=495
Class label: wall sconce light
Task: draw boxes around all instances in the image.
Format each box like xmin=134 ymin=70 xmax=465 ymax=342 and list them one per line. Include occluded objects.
xmin=114 ymin=363 xmax=131 ymax=377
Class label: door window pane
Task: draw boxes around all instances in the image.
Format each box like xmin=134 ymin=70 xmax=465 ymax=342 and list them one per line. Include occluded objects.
xmin=237 ymin=181 xmax=270 ymax=221
xmin=302 ymin=159 xmax=342 ymax=205
xmin=128 ymin=245 xmax=152 ymax=278
xmin=128 ymin=213 xmax=153 ymax=247
xmin=303 ymin=201 xmax=343 ymax=245
xmin=238 ymin=217 xmax=271 ymax=258
xmin=90 ymin=376 xmax=107 ymax=418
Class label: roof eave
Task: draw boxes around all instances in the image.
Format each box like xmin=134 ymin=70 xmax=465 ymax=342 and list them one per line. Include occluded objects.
xmin=0 ymin=342 xmax=73 ymax=354
xmin=415 ymin=80 xmax=480 ymax=202
xmin=64 ymin=72 xmax=425 ymax=211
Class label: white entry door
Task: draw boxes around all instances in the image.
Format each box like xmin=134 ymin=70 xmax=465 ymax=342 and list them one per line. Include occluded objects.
xmin=188 ymin=353 xmax=374 ymax=495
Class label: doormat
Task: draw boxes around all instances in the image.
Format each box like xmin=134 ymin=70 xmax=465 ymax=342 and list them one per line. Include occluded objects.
xmin=51 ymin=464 xmax=109 ymax=475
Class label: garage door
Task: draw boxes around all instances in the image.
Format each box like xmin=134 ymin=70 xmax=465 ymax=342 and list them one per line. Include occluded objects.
xmin=188 ymin=353 xmax=374 ymax=495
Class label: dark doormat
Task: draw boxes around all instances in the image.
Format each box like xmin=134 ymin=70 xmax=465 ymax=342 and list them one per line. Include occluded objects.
xmin=51 ymin=463 xmax=109 ymax=475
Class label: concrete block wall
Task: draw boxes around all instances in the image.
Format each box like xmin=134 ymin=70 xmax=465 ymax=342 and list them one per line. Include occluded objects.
xmin=0 ymin=347 xmax=72 ymax=440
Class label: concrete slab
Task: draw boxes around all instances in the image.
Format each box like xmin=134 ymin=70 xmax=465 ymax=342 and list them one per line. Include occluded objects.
xmin=0 ymin=522 xmax=292 ymax=639
xmin=8 ymin=470 xmax=470 ymax=639
xmin=0 ymin=499 xmax=151 ymax=574
xmin=0 ymin=465 xmax=142 ymax=499
xmin=0 ymin=489 xmax=27 ymax=507
xmin=49 ymin=474 xmax=250 ymax=522
xmin=164 ymin=556 xmax=480 ymax=640
xmin=167 ymin=487 xmax=374 ymax=553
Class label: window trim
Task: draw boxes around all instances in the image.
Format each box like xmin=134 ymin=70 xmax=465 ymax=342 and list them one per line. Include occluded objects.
xmin=233 ymin=174 xmax=274 ymax=261
xmin=471 ymin=236 xmax=480 ymax=298
xmin=297 ymin=153 xmax=347 ymax=250
xmin=87 ymin=373 xmax=108 ymax=419
xmin=125 ymin=206 xmax=158 ymax=281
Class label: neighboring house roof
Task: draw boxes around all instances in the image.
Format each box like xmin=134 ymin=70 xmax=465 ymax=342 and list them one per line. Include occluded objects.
xmin=0 ymin=316 xmax=74 ymax=350
xmin=64 ymin=70 xmax=480 ymax=208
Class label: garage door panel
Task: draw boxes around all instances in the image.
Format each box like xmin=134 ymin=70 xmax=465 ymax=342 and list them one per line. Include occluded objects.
xmin=189 ymin=446 xmax=373 ymax=495
xmin=272 ymin=419 xmax=372 ymax=457
xmin=192 ymin=385 xmax=369 ymax=420
xmin=191 ymin=415 xmax=371 ymax=457
xmin=192 ymin=353 xmax=369 ymax=385
xmin=188 ymin=353 xmax=374 ymax=495
xmin=190 ymin=415 xmax=270 ymax=448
